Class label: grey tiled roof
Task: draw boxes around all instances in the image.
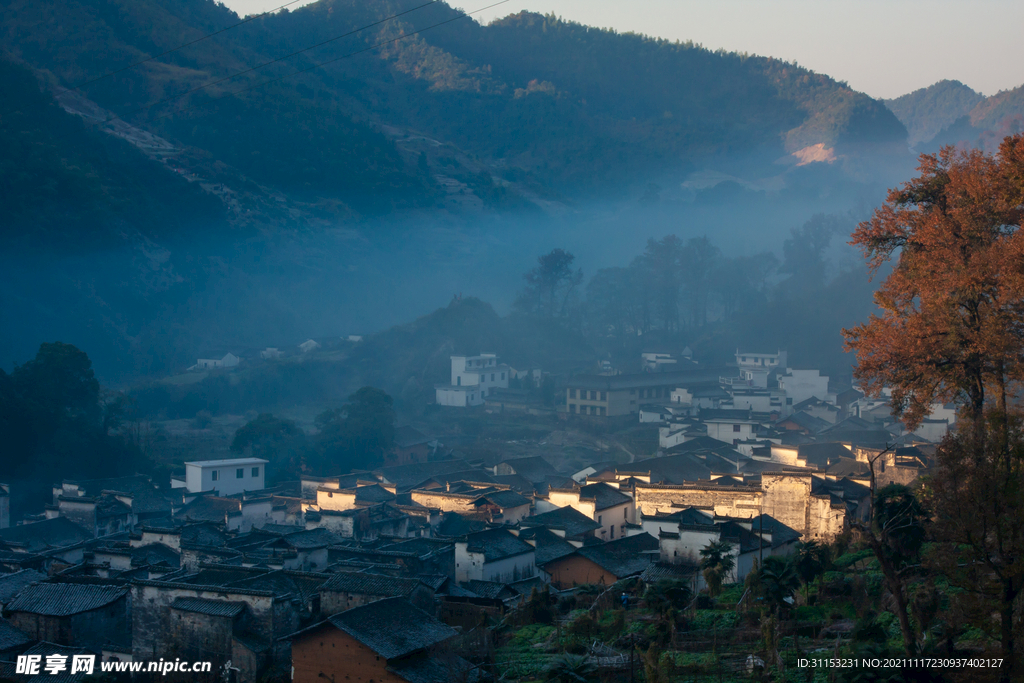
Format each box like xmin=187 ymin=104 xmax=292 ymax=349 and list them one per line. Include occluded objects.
xmin=464 ymin=580 xmax=514 ymax=600
xmin=388 ymin=653 xmax=476 ymax=683
xmin=522 ymin=506 xmax=601 ymax=538
xmin=463 ymin=528 xmax=534 ymax=562
xmin=0 ymin=617 xmax=31 ymax=651
xmin=171 ymin=596 xmax=245 ymax=618
xmin=475 ymin=490 xmax=531 ymax=509
xmin=326 ymin=597 xmax=457 ymax=659
xmin=0 ymin=518 xmax=92 ymax=552
xmin=320 ymin=572 xmax=423 ymax=597
xmin=279 ymin=527 xmax=344 ymax=550
xmin=579 ymin=482 xmax=631 ymax=511
xmin=498 ymin=456 xmax=558 ymax=483
xmin=0 ymin=569 xmax=46 ymax=604
xmin=6 ymin=582 xmax=128 ymax=616
xmin=572 ymin=533 xmax=659 ymax=578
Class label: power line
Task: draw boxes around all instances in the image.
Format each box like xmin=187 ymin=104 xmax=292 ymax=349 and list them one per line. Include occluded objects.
xmin=118 ymin=0 xmax=510 ymax=126
xmin=63 ymin=0 xmax=311 ymax=93
xmin=112 ymin=0 xmax=441 ymax=123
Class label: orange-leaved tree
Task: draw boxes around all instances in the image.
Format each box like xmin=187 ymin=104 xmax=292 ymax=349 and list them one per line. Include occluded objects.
xmin=843 ymin=135 xmax=1024 ymax=430
xmin=845 ymin=135 xmax=1024 ymax=681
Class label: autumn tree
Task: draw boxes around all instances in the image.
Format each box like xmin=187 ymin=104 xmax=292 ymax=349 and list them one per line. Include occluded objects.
xmin=843 ymin=136 xmax=1024 ymax=430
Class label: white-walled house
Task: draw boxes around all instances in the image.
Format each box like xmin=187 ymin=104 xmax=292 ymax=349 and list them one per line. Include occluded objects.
xmin=455 ymin=528 xmax=536 ymax=583
xmin=736 ymin=350 xmax=787 ymax=372
xmin=194 ymin=353 xmax=240 ymax=370
xmin=435 ymin=353 xmax=510 ymax=407
xmin=777 ymin=369 xmax=833 ymax=408
xmin=182 ymin=458 xmax=267 ymax=496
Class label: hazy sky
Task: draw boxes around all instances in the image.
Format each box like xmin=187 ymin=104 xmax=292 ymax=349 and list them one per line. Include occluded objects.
xmin=221 ymin=0 xmax=1024 ymax=100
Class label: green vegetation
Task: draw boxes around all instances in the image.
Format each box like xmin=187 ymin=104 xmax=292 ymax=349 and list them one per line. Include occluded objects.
xmin=0 ymin=0 xmax=910 ymax=241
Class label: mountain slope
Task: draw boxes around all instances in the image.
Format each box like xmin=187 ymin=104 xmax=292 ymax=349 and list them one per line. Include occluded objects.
xmin=0 ymin=0 xmax=908 ymax=229
xmin=0 ymin=58 xmax=224 ymax=247
xmin=883 ymin=80 xmax=984 ymax=146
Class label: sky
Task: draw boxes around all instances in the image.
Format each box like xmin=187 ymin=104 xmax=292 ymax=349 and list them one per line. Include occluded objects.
xmin=221 ymin=0 xmax=1024 ymax=100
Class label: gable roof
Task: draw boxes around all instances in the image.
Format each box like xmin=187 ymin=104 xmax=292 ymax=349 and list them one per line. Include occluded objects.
xmin=6 ymin=582 xmax=127 ymax=616
xmin=0 ymin=518 xmax=92 ymax=552
xmin=498 ymin=456 xmax=558 ymax=483
xmin=579 ymin=482 xmax=631 ymax=511
xmin=0 ymin=569 xmax=46 ymax=604
xmin=572 ymin=533 xmax=659 ymax=578
xmin=374 ymin=460 xmax=475 ymax=490
xmin=463 ymin=528 xmax=534 ymax=562
xmin=747 ymin=514 xmax=802 ymax=547
xmin=632 ymin=453 xmax=713 ymax=484
xmin=778 ymin=411 xmax=831 ymax=433
xmin=474 ymin=490 xmax=531 ymax=509
xmin=320 ymin=572 xmax=424 ymax=598
xmin=171 ymin=596 xmax=246 ymax=618
xmin=517 ymin=527 xmax=577 ymax=565
xmin=60 ymin=474 xmax=172 ymax=515
xmin=0 ymin=616 xmax=31 ymax=652
xmin=436 ymin=512 xmax=487 ymax=538
xmin=521 ymin=506 xmax=601 ymax=538
xmin=321 ymin=597 xmax=457 ymax=659
xmin=393 ymin=426 xmax=431 ymax=449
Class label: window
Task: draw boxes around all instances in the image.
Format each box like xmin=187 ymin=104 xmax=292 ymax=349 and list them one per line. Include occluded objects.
xmin=491 ymin=373 xmax=495 ymax=381
xmin=211 ymin=470 xmax=218 ymax=481
xmin=236 ymin=468 xmax=244 ymax=478
xmin=457 ymin=376 xmax=461 ymax=386
xmin=501 ymin=372 xmax=505 ymax=380
xmin=252 ymin=467 xmax=260 ymax=477
xmin=610 ymin=526 xmax=615 ymax=538
xmin=733 ymin=424 xmax=741 ymax=432
xmin=624 ymin=509 xmax=627 ymax=519
xmin=598 ymin=515 xmax=602 ymax=525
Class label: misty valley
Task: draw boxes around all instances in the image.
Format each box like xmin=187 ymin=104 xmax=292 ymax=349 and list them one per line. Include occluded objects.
xmin=2 ymin=1 xmax=1024 ymax=682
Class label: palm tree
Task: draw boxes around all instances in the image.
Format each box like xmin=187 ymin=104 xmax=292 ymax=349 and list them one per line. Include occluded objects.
xmin=758 ymin=556 xmax=801 ymax=615
xmin=699 ymin=540 xmax=736 ymax=597
xmin=545 ymin=653 xmax=597 ymax=683
xmin=793 ymin=540 xmax=831 ymax=599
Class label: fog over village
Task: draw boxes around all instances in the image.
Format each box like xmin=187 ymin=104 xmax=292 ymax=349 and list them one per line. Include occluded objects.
xmin=2 ymin=1 xmax=1024 ymax=682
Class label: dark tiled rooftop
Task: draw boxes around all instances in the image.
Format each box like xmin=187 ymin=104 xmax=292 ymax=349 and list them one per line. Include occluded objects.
xmin=6 ymin=582 xmax=127 ymax=616
xmin=325 ymin=597 xmax=457 ymax=659
xmin=171 ymin=596 xmax=246 ymax=618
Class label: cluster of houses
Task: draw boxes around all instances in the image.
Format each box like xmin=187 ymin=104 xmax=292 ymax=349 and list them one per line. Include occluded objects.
xmin=0 ymin=349 xmax=941 ymax=681
xmin=188 ymin=336 xmax=363 ymax=372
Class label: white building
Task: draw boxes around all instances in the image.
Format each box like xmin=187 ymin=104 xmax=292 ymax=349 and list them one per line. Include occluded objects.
xmin=736 ymin=350 xmax=787 ymax=372
xmin=194 ymin=353 xmax=240 ymax=370
xmin=180 ymin=458 xmax=267 ymax=496
xmin=777 ymin=369 xmax=833 ymax=407
xmin=435 ymin=353 xmax=510 ymax=407
xmin=298 ymin=339 xmax=321 ymax=353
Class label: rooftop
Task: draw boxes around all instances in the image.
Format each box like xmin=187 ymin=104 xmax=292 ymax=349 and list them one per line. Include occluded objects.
xmin=171 ymin=596 xmax=246 ymax=618
xmin=320 ymin=572 xmax=424 ymax=597
xmin=323 ymin=597 xmax=457 ymax=659
xmin=521 ymin=506 xmax=601 ymax=538
xmin=6 ymin=582 xmax=128 ymax=617
xmin=463 ymin=528 xmax=534 ymax=562
xmin=185 ymin=458 xmax=268 ymax=467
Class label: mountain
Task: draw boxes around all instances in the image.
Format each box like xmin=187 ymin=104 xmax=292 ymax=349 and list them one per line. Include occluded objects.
xmin=885 ymin=79 xmax=1024 ymax=153
xmin=883 ymin=80 xmax=984 ymax=146
xmin=0 ymin=0 xmax=909 ymax=239
xmin=0 ymin=0 xmax=916 ymax=382
xmin=927 ymin=84 xmax=1024 ymax=152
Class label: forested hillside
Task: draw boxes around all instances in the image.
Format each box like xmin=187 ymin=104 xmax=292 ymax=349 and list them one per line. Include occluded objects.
xmin=885 ymin=78 xmax=1024 ymax=152
xmin=883 ymin=79 xmax=983 ymax=145
xmin=0 ymin=0 xmax=909 ymax=238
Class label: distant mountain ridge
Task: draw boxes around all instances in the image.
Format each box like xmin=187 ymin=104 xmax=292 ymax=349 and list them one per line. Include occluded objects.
xmin=0 ymin=0 xmax=910 ymax=242
xmin=883 ymin=80 xmax=984 ymax=146
xmin=884 ymin=79 xmax=1024 ymax=152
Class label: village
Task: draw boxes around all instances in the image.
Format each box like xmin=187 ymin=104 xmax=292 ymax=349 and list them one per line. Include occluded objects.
xmin=0 ymin=347 xmax=947 ymax=682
